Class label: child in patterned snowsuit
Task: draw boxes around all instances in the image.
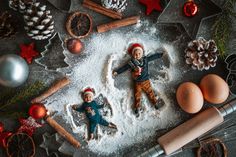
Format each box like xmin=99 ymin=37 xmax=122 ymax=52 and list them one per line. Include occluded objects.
xmin=72 ymin=87 xmax=117 ymax=140
xmin=113 ymin=43 xmax=165 ymax=117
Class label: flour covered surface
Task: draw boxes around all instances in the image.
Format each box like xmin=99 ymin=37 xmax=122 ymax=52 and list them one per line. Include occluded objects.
xmin=44 ymin=21 xmax=189 ymax=156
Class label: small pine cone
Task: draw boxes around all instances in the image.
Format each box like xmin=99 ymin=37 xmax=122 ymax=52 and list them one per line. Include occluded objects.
xmin=23 ymin=2 xmax=54 ymax=40
xmin=9 ymin=0 xmax=35 ymax=13
xmin=0 ymin=12 xmax=17 ymax=38
xmin=101 ymin=0 xmax=128 ymax=13
xmin=185 ymin=37 xmax=219 ymax=71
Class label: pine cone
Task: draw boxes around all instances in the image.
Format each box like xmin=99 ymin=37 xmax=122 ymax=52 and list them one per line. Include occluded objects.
xmin=0 ymin=12 xmax=17 ymax=38
xmin=9 ymin=0 xmax=35 ymax=13
xmin=185 ymin=37 xmax=219 ymax=71
xmin=23 ymin=2 xmax=54 ymax=40
xmin=101 ymin=0 xmax=128 ymax=12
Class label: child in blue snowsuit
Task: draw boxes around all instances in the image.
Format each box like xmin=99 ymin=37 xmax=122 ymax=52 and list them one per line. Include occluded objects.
xmin=72 ymin=87 xmax=117 ymax=140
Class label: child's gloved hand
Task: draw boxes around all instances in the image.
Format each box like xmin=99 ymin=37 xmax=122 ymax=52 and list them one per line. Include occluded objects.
xmin=72 ymin=105 xmax=78 ymax=110
xmin=112 ymin=71 xmax=118 ymax=78
xmin=162 ymin=48 xmax=168 ymax=56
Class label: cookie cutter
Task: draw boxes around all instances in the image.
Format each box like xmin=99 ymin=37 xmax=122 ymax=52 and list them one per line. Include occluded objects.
xmin=225 ymin=54 xmax=236 ymax=95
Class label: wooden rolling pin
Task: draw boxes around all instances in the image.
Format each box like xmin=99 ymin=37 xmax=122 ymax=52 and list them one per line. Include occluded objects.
xmin=31 ymin=77 xmax=70 ymax=103
xmin=139 ymin=98 xmax=236 ymax=157
xmin=158 ymin=107 xmax=223 ymax=155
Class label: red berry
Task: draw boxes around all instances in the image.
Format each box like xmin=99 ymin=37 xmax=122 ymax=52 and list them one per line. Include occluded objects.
xmin=183 ymin=1 xmax=198 ymax=17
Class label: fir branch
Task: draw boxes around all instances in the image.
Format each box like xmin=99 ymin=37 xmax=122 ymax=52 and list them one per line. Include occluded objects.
xmin=0 ymin=81 xmax=45 ymax=111
xmin=212 ymin=0 xmax=236 ymax=57
xmin=0 ymin=111 xmax=27 ymax=119
xmin=0 ymin=88 xmax=17 ymax=103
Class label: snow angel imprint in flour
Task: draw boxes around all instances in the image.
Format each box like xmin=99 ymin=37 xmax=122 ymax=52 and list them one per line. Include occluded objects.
xmin=72 ymin=87 xmax=117 ymax=141
xmin=113 ymin=43 xmax=166 ymax=117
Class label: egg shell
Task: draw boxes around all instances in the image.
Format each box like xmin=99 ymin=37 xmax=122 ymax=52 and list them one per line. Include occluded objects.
xmin=200 ymin=74 xmax=229 ymax=104
xmin=176 ymin=82 xmax=204 ymax=114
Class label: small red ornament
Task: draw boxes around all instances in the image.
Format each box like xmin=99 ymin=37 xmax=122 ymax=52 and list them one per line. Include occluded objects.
xmin=19 ymin=43 xmax=40 ymax=64
xmin=0 ymin=122 xmax=4 ymax=133
xmin=139 ymin=0 xmax=163 ymax=15
xmin=17 ymin=117 xmax=42 ymax=136
xmin=66 ymin=38 xmax=83 ymax=54
xmin=0 ymin=131 xmax=13 ymax=148
xmin=183 ymin=0 xmax=198 ymax=17
xmin=29 ymin=103 xmax=47 ymax=119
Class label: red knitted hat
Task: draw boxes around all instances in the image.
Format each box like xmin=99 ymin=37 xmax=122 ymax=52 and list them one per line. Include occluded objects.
xmin=128 ymin=43 xmax=144 ymax=55
xmin=83 ymin=87 xmax=95 ymax=96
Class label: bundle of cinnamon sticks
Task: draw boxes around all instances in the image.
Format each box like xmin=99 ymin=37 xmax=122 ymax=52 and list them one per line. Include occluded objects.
xmin=83 ymin=0 xmax=122 ymax=19
xmin=82 ymin=0 xmax=140 ymax=33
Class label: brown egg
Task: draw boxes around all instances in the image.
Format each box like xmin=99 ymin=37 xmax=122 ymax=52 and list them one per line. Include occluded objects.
xmin=176 ymin=82 xmax=204 ymax=114
xmin=66 ymin=38 xmax=83 ymax=54
xmin=200 ymin=74 xmax=229 ymax=104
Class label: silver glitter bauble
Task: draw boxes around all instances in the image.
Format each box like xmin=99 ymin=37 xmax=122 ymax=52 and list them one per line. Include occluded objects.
xmin=0 ymin=54 xmax=29 ymax=87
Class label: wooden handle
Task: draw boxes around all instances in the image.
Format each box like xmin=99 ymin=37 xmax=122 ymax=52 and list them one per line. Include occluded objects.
xmin=45 ymin=116 xmax=81 ymax=148
xmin=158 ymin=107 xmax=224 ymax=155
xmin=31 ymin=77 xmax=70 ymax=103
xmin=97 ymin=16 xmax=140 ymax=33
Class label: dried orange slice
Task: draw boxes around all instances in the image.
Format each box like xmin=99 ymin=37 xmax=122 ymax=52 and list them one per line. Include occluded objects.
xmin=66 ymin=12 xmax=92 ymax=38
xmin=6 ymin=133 xmax=35 ymax=157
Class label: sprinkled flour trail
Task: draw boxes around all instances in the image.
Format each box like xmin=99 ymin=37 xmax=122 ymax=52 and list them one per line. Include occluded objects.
xmin=45 ymin=21 xmax=183 ymax=155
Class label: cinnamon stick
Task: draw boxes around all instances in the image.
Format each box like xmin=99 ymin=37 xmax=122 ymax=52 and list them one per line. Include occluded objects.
xmin=31 ymin=77 xmax=70 ymax=103
xmin=83 ymin=0 xmax=122 ymax=19
xmin=45 ymin=116 xmax=81 ymax=148
xmin=97 ymin=16 xmax=140 ymax=33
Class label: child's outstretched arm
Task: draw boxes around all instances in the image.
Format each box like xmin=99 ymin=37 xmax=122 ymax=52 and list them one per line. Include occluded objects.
xmin=148 ymin=48 xmax=168 ymax=62
xmin=147 ymin=53 xmax=164 ymax=62
xmin=72 ymin=104 xmax=84 ymax=112
xmin=113 ymin=63 xmax=131 ymax=77
xmin=96 ymin=103 xmax=105 ymax=109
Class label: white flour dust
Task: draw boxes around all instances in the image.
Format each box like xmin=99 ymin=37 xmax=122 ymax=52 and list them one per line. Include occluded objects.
xmin=45 ymin=21 xmax=183 ymax=155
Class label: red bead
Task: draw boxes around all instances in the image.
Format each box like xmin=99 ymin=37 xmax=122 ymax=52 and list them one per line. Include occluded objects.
xmin=183 ymin=1 xmax=198 ymax=17
xmin=29 ymin=103 xmax=47 ymax=119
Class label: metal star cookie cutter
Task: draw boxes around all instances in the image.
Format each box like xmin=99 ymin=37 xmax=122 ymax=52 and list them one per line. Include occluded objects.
xmin=225 ymin=54 xmax=236 ymax=95
xmin=158 ymin=0 xmax=222 ymax=39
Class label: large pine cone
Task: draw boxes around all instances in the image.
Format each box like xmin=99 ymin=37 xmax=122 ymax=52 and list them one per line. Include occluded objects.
xmin=101 ymin=0 xmax=128 ymax=13
xmin=9 ymin=0 xmax=35 ymax=13
xmin=185 ymin=37 xmax=219 ymax=71
xmin=0 ymin=12 xmax=17 ymax=38
xmin=23 ymin=2 xmax=54 ymax=40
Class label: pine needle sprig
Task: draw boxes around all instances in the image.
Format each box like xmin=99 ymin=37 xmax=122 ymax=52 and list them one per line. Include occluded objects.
xmin=0 ymin=81 xmax=45 ymax=118
xmin=212 ymin=0 xmax=236 ymax=58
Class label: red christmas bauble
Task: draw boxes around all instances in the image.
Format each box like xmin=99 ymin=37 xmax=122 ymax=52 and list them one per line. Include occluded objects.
xmin=183 ymin=0 xmax=198 ymax=17
xmin=0 ymin=122 xmax=4 ymax=133
xmin=29 ymin=103 xmax=47 ymax=119
xmin=66 ymin=38 xmax=83 ymax=54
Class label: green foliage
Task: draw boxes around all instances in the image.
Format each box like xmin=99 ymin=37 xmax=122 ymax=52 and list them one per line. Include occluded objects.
xmin=0 ymin=81 xmax=45 ymax=119
xmin=213 ymin=0 xmax=236 ymax=58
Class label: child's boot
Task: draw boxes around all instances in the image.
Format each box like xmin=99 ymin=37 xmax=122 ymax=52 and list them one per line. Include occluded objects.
xmin=154 ymin=98 xmax=165 ymax=111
